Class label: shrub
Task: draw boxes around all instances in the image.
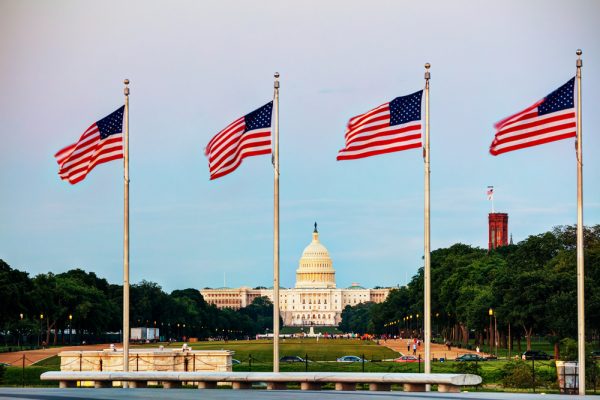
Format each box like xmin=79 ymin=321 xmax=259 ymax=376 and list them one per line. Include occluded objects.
xmin=453 ymin=361 xmax=481 ymax=376
xmin=560 ymin=338 xmax=578 ymax=361
xmin=501 ymin=360 xmax=533 ymax=388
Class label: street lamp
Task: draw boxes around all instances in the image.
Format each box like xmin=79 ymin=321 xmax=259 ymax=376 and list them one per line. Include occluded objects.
xmin=435 ymin=312 xmax=439 ymax=338
xmin=69 ymin=314 xmax=73 ymax=345
xmin=488 ymin=308 xmax=493 ymax=356
xmin=18 ymin=313 xmax=24 ymax=348
xmin=39 ymin=314 xmax=44 ymax=347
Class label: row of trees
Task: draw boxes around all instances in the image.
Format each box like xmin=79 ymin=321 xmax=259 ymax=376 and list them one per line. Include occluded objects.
xmin=340 ymin=225 xmax=600 ymax=358
xmin=0 ymin=260 xmax=275 ymax=346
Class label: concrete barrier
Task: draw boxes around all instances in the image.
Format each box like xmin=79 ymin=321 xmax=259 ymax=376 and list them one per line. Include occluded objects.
xmin=41 ymin=371 xmax=481 ymax=392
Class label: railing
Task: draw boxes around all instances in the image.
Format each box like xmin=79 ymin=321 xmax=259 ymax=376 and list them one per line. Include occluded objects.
xmin=41 ymin=371 xmax=481 ymax=392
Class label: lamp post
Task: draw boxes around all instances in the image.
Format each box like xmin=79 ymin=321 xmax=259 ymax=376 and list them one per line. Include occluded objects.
xmin=488 ymin=308 xmax=493 ymax=356
xmin=39 ymin=314 xmax=44 ymax=347
xmin=18 ymin=313 xmax=24 ymax=348
xmin=68 ymin=314 xmax=72 ymax=345
xmin=494 ymin=313 xmax=498 ymax=357
xmin=435 ymin=312 xmax=439 ymax=339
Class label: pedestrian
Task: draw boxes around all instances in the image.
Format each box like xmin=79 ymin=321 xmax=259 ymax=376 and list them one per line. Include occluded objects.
xmin=407 ymin=340 xmax=410 ymax=353
xmin=412 ymin=343 xmax=417 ymax=356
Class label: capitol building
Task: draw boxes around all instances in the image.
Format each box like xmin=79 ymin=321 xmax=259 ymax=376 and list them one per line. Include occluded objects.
xmin=200 ymin=224 xmax=390 ymax=326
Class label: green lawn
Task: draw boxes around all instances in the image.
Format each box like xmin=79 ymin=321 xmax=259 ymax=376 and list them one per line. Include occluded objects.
xmin=1 ymin=339 xmax=596 ymax=393
xmin=183 ymin=339 xmax=398 ymax=363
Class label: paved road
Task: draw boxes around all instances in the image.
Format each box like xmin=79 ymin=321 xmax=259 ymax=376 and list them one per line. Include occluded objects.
xmin=0 ymin=389 xmax=575 ymax=400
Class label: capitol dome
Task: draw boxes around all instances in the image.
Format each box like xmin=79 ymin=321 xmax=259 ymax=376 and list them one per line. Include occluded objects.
xmin=295 ymin=223 xmax=336 ymax=289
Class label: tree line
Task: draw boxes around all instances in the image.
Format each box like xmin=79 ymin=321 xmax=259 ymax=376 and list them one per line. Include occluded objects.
xmin=340 ymin=225 xmax=600 ymax=358
xmin=0 ymin=261 xmax=275 ymax=346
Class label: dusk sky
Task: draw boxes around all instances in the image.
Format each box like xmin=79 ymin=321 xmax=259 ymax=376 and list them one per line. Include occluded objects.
xmin=1 ymin=0 xmax=599 ymax=292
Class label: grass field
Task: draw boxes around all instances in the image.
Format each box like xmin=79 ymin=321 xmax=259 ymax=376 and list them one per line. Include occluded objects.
xmin=1 ymin=339 xmax=597 ymax=393
xmin=180 ymin=339 xmax=399 ymax=363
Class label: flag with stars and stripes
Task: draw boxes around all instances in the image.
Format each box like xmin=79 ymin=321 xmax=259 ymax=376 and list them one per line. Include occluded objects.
xmin=487 ymin=186 xmax=494 ymax=200
xmin=55 ymin=106 xmax=124 ymax=184
xmin=205 ymin=101 xmax=273 ymax=180
xmin=490 ymin=78 xmax=576 ymax=156
xmin=337 ymin=90 xmax=423 ymax=161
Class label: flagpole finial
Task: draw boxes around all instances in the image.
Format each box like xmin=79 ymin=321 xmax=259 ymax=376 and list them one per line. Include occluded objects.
xmin=274 ymin=72 xmax=280 ymax=89
xmin=425 ymin=63 xmax=430 ymax=69
xmin=124 ymin=79 xmax=130 ymax=96
xmin=424 ymin=63 xmax=431 ymax=81
xmin=576 ymin=49 xmax=582 ymax=56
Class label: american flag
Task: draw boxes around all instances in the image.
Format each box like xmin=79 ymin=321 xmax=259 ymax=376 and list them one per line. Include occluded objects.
xmin=55 ymin=106 xmax=124 ymax=184
xmin=490 ymin=78 xmax=576 ymax=156
xmin=337 ymin=90 xmax=423 ymax=161
xmin=205 ymin=102 xmax=273 ymax=180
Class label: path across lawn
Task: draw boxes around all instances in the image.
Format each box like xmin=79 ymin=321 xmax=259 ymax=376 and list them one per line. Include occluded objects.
xmin=0 ymin=344 xmax=110 ymax=367
xmin=382 ymin=338 xmax=492 ymax=361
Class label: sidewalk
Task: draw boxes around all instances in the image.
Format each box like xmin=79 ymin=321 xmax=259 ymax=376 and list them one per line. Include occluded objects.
xmin=382 ymin=339 xmax=492 ymax=360
xmin=0 ymin=344 xmax=110 ymax=366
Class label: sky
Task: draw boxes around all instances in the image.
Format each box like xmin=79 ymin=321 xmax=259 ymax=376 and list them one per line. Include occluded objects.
xmin=1 ymin=0 xmax=599 ymax=293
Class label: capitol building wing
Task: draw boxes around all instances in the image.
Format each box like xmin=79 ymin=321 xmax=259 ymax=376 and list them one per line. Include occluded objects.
xmin=200 ymin=224 xmax=390 ymax=326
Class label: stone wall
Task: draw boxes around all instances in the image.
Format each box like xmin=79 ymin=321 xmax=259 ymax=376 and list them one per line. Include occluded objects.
xmin=59 ymin=347 xmax=233 ymax=373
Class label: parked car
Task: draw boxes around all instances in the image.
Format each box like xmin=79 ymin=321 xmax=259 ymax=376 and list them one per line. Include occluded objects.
xmin=336 ymin=355 xmax=365 ymax=363
xmin=393 ymin=355 xmax=418 ymax=363
xmin=232 ymin=359 xmax=241 ymax=365
xmin=521 ymin=350 xmax=553 ymax=360
xmin=280 ymin=355 xmax=305 ymax=363
xmin=455 ymin=354 xmax=486 ymax=362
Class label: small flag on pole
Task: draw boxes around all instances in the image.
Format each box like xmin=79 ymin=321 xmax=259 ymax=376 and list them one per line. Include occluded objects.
xmin=205 ymin=102 xmax=273 ymax=180
xmin=55 ymin=106 xmax=124 ymax=184
xmin=337 ymin=91 xmax=423 ymax=160
xmin=489 ymin=78 xmax=576 ymax=156
xmin=487 ymin=186 xmax=494 ymax=201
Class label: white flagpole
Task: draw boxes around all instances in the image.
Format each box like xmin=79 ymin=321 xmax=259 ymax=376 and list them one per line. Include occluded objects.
xmin=122 ymin=79 xmax=130 ymax=382
xmin=423 ymin=63 xmax=432 ymax=381
xmin=272 ymin=72 xmax=280 ymax=373
xmin=575 ymin=49 xmax=585 ymax=396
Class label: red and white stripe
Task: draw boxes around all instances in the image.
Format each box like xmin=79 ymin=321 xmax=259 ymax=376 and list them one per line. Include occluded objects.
xmin=337 ymin=102 xmax=422 ymax=161
xmin=489 ymin=101 xmax=576 ymax=156
xmin=205 ymin=117 xmax=271 ymax=180
xmin=55 ymin=123 xmax=123 ymax=184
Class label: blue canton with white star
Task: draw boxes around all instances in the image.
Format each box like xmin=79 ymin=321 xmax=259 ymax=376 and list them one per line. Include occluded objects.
xmin=389 ymin=90 xmax=423 ymax=126
xmin=244 ymin=101 xmax=273 ymax=132
xmin=96 ymin=106 xmax=125 ymax=139
xmin=539 ymin=78 xmax=574 ymax=116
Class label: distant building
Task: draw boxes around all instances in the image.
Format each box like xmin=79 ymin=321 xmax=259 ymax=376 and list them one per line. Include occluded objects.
xmin=201 ymin=224 xmax=390 ymax=326
xmin=488 ymin=213 xmax=508 ymax=250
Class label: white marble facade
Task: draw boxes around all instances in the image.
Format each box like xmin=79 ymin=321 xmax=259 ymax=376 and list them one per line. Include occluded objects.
xmin=201 ymin=225 xmax=390 ymax=326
